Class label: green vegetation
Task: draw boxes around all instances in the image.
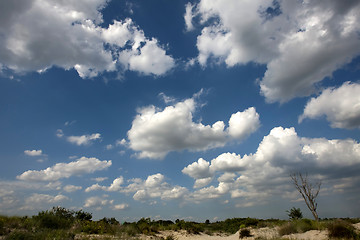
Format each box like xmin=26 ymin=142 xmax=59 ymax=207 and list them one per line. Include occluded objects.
xmin=0 ymin=207 xmax=359 ymax=240
xmin=286 ymin=207 xmax=303 ymax=220
xmin=327 ymin=220 xmax=360 ymax=239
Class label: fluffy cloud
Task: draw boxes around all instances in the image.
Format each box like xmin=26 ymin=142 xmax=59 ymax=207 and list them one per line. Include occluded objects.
xmin=183 ymin=127 xmax=360 ymax=203
xmin=84 ymin=196 xmax=113 ymax=208
xmin=120 ymin=173 xmax=188 ymax=202
xmin=67 ymin=133 xmax=101 ymax=146
xmin=0 ymin=0 xmax=174 ymax=78
xmin=24 ymin=149 xmax=43 ymax=156
xmin=85 ymin=177 xmax=124 ymax=192
xmin=127 ymin=95 xmax=260 ymax=159
xmin=188 ymin=0 xmax=360 ymax=102
xmin=299 ymin=82 xmax=360 ymax=129
xmin=17 ymin=156 xmax=112 ymax=181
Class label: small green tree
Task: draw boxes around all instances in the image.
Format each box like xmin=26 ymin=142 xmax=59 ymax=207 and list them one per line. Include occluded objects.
xmin=286 ymin=207 xmax=303 ymax=220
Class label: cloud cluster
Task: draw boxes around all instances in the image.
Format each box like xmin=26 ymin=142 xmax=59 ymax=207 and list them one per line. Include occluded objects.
xmin=86 ymin=173 xmax=188 ymax=202
xmin=183 ymin=127 xmax=360 ymax=204
xmin=126 ymin=96 xmax=260 ymax=159
xmin=124 ymin=173 xmax=188 ymax=202
xmin=84 ymin=195 xmax=129 ymax=211
xmin=299 ymin=82 xmax=360 ymax=129
xmin=17 ymin=157 xmax=112 ymax=181
xmin=187 ymin=0 xmax=360 ymax=102
xmin=0 ymin=0 xmax=174 ymax=78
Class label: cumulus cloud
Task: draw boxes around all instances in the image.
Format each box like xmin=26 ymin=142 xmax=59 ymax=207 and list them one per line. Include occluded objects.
xmin=67 ymin=133 xmax=101 ymax=146
xmin=84 ymin=196 xmax=113 ymax=208
xmin=299 ymin=82 xmax=360 ymax=129
xmin=126 ymin=95 xmax=260 ymax=159
xmin=24 ymin=149 xmax=43 ymax=156
xmin=85 ymin=177 xmax=124 ymax=192
xmin=0 ymin=0 xmax=174 ymax=78
xmin=183 ymin=127 xmax=360 ymax=204
xmin=120 ymin=173 xmax=188 ymax=202
xmin=189 ymin=0 xmax=360 ymax=102
xmin=17 ymin=156 xmax=112 ymax=181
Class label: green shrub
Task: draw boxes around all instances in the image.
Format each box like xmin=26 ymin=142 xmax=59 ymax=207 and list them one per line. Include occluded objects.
xmin=327 ymin=220 xmax=359 ymax=239
xmin=75 ymin=210 xmax=92 ymax=221
xmin=286 ymin=207 xmax=303 ymax=220
xmin=239 ymin=228 xmax=251 ymax=238
xmin=34 ymin=207 xmax=75 ymax=229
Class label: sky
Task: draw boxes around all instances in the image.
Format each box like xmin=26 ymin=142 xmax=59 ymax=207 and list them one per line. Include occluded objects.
xmin=1 ymin=0 xmax=360 ymax=222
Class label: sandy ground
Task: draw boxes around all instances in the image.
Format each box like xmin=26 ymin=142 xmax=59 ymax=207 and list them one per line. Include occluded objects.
xmin=142 ymin=222 xmax=360 ymax=240
xmin=72 ymin=222 xmax=360 ymax=240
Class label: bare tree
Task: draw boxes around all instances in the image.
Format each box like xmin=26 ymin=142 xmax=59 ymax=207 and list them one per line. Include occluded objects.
xmin=290 ymin=172 xmax=321 ymax=221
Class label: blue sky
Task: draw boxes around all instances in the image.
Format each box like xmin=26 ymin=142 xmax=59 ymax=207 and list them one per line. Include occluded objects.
xmin=1 ymin=0 xmax=360 ymax=222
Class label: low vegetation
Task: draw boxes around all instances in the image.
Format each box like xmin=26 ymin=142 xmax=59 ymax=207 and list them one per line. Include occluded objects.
xmin=0 ymin=207 xmax=359 ymax=239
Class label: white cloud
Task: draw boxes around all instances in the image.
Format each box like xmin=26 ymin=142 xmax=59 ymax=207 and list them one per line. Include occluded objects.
xmin=299 ymin=82 xmax=360 ymax=129
xmin=228 ymin=107 xmax=260 ymax=139
xmin=120 ymin=173 xmax=188 ymax=202
xmin=85 ymin=183 xmax=104 ymax=192
xmin=184 ymin=3 xmax=195 ymax=31
xmin=112 ymin=203 xmax=129 ymax=210
xmin=84 ymin=196 xmax=113 ymax=208
xmin=85 ymin=177 xmax=124 ymax=192
xmin=24 ymin=149 xmax=43 ymax=156
xmin=0 ymin=0 xmax=174 ymax=78
xmin=22 ymin=193 xmax=68 ymax=210
xmin=92 ymin=177 xmax=108 ymax=182
xmin=183 ymin=126 xmax=360 ymax=203
xmin=127 ymin=95 xmax=260 ymax=159
xmin=17 ymin=156 xmax=112 ymax=181
xmin=119 ymin=38 xmax=175 ymax=76
xmin=189 ymin=0 xmax=360 ymax=102
xmin=182 ymin=158 xmax=212 ymax=179
xmin=63 ymin=185 xmax=82 ymax=193
xmin=67 ymin=133 xmax=101 ymax=146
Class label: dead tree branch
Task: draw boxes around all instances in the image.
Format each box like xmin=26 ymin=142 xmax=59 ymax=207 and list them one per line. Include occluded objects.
xmin=290 ymin=172 xmax=321 ymax=221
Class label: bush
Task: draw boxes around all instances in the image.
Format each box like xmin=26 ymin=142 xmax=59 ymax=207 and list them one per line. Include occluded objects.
xmin=34 ymin=207 xmax=75 ymax=229
xmin=239 ymin=228 xmax=251 ymax=238
xmin=286 ymin=207 xmax=303 ymax=220
xmin=75 ymin=210 xmax=92 ymax=221
xmin=327 ymin=220 xmax=359 ymax=239
xmin=278 ymin=219 xmax=316 ymax=236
